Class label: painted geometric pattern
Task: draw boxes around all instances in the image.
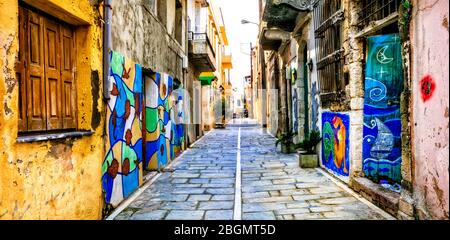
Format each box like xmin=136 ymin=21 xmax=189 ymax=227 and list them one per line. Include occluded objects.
xmin=322 ymin=112 xmax=350 ymax=177
xmin=144 ymin=72 xmax=185 ymax=171
xmin=363 ymin=34 xmax=403 ymax=184
xmin=102 ymin=51 xmax=144 ymax=207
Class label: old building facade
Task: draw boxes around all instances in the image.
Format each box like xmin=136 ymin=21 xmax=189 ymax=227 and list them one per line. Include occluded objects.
xmin=253 ymin=0 xmax=448 ymax=219
xmin=0 ymin=0 xmax=232 ymax=219
xmin=0 ymin=0 xmax=105 ymax=219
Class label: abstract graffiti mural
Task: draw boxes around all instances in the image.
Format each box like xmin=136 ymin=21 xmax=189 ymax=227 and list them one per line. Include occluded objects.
xmin=144 ymin=72 xmax=185 ymax=171
xmin=363 ymin=34 xmax=403 ymax=184
xmin=102 ymin=51 xmax=186 ymax=207
xmin=102 ymin=51 xmax=144 ymax=207
xmin=322 ymin=112 xmax=350 ymax=177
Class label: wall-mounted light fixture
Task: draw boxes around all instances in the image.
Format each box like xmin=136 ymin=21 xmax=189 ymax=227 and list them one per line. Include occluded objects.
xmin=307 ymin=59 xmax=314 ymax=72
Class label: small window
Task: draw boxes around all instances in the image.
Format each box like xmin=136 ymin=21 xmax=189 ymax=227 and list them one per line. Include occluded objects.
xmin=16 ymin=6 xmax=77 ymax=132
xmin=175 ymin=0 xmax=183 ymax=44
xmin=157 ymin=0 xmax=167 ymax=27
xmin=358 ymin=0 xmax=402 ymax=27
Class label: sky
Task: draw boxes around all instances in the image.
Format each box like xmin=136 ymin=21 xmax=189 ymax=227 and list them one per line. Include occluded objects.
xmin=215 ymin=0 xmax=259 ymax=94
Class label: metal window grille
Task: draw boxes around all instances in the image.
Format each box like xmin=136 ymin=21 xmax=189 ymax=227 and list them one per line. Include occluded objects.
xmin=358 ymin=0 xmax=401 ymax=27
xmin=313 ymin=0 xmax=345 ymax=95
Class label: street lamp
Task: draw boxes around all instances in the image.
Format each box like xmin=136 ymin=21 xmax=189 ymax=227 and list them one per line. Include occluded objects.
xmin=241 ymin=19 xmax=259 ymax=26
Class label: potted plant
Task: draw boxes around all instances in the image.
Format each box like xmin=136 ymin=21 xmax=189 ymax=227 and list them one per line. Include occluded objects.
xmin=275 ymin=131 xmax=297 ymax=154
xmin=296 ymin=130 xmax=322 ymax=168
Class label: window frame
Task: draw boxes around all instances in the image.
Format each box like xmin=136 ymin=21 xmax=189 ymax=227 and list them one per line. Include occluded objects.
xmin=313 ymin=0 xmax=346 ymax=98
xmin=16 ymin=5 xmax=78 ymax=134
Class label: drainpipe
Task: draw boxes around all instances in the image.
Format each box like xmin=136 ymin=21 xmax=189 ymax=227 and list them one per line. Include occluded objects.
xmin=103 ymin=0 xmax=112 ymax=100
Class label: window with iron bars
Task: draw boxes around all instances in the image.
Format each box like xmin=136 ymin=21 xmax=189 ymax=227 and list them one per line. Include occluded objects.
xmin=358 ymin=0 xmax=402 ymax=27
xmin=313 ymin=0 xmax=346 ymax=96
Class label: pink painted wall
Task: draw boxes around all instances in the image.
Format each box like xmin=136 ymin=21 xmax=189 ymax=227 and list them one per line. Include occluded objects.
xmin=410 ymin=0 xmax=449 ymax=219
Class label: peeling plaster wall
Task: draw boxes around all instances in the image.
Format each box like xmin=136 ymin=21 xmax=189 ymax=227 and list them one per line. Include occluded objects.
xmin=111 ymin=0 xmax=185 ymax=80
xmin=0 ymin=0 xmax=105 ymax=219
xmin=410 ymin=0 xmax=449 ymax=220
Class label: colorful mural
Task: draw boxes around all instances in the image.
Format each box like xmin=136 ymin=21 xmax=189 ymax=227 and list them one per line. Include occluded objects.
xmin=322 ymin=112 xmax=350 ymax=177
xmin=102 ymin=51 xmax=186 ymax=207
xmin=102 ymin=51 xmax=144 ymax=207
xmin=144 ymin=72 xmax=185 ymax=171
xmin=363 ymin=34 xmax=403 ymax=185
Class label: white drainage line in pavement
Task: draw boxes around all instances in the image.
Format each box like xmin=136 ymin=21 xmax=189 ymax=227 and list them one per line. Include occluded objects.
xmin=233 ymin=127 xmax=242 ymax=220
xmin=316 ymin=168 xmax=396 ymax=220
xmin=106 ymin=129 xmax=215 ymax=220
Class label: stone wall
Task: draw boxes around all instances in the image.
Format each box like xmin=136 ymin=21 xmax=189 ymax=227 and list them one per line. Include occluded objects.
xmin=111 ymin=0 xmax=186 ymax=80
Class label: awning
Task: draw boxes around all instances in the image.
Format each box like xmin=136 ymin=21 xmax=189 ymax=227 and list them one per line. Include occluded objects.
xmin=199 ymin=72 xmax=216 ymax=86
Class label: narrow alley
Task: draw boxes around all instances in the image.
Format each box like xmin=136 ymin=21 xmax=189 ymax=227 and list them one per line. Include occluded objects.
xmin=110 ymin=120 xmax=391 ymax=220
xmin=0 ymin=0 xmax=448 ymax=222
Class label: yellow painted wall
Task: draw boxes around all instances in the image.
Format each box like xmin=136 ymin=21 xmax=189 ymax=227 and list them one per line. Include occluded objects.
xmin=0 ymin=0 xmax=105 ymax=219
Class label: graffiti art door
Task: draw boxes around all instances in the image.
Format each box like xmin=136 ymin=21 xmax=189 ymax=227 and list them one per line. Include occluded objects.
xmin=363 ymin=34 xmax=403 ymax=185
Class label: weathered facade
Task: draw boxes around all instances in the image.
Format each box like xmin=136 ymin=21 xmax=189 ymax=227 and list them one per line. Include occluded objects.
xmin=102 ymin=0 xmax=190 ymax=215
xmin=253 ymin=0 xmax=449 ymax=219
xmin=0 ymin=0 xmax=105 ymax=219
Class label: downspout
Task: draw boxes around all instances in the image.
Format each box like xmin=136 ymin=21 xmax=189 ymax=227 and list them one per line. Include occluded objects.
xmin=103 ymin=0 xmax=112 ymax=100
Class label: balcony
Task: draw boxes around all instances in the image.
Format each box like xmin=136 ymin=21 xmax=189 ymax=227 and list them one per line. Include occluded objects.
xmin=262 ymin=0 xmax=313 ymax=32
xmin=222 ymin=54 xmax=232 ymax=69
xmin=188 ymin=32 xmax=217 ymax=72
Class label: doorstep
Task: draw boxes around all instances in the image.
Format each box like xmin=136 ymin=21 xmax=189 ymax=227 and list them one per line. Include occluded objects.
xmin=351 ymin=177 xmax=400 ymax=218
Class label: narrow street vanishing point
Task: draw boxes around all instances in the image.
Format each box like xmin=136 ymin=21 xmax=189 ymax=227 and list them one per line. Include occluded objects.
xmin=110 ymin=120 xmax=392 ymax=220
xmin=0 ymin=0 xmax=448 ymax=221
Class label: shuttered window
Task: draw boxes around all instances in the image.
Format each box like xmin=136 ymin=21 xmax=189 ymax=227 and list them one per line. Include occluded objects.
xmin=313 ymin=0 xmax=345 ymax=96
xmin=16 ymin=6 xmax=77 ymax=132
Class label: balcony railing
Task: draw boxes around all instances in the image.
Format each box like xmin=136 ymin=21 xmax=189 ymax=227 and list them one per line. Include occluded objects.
xmin=188 ymin=31 xmax=217 ymax=72
xmin=188 ymin=32 xmax=215 ymax=57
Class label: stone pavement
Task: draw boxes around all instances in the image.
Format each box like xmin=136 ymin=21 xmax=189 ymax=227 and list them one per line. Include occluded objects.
xmin=112 ymin=122 xmax=390 ymax=220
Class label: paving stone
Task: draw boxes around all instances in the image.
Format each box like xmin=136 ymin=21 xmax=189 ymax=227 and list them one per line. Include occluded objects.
xmin=317 ymin=197 xmax=358 ymax=205
xmin=187 ymin=194 xmax=212 ymax=201
xmin=189 ymin=178 xmax=211 ymax=184
xmin=211 ymin=195 xmax=235 ymax=201
xmin=130 ymin=210 xmax=167 ymax=220
xmin=204 ymin=210 xmax=234 ymax=220
xmin=244 ymin=196 xmax=292 ymax=203
xmin=275 ymin=208 xmax=310 ymax=215
xmin=173 ymin=188 xmax=206 ymax=194
xmin=165 ymin=210 xmax=205 ymax=220
xmin=148 ymin=194 xmax=189 ymax=202
xmin=198 ymin=201 xmax=234 ymax=210
xmin=309 ymin=206 xmax=334 ymax=213
xmin=171 ymin=178 xmax=189 ymax=184
xmin=294 ymin=213 xmax=324 ymax=220
xmin=161 ymin=201 xmax=199 ymax=210
xmin=243 ymin=212 xmax=276 ymax=220
xmin=242 ymin=192 xmax=270 ymax=199
xmin=206 ymin=188 xmax=235 ymax=195
xmin=242 ymin=203 xmax=286 ymax=212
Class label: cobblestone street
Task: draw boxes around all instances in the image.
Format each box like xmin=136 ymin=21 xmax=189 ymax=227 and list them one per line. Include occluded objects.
xmin=111 ymin=122 xmax=392 ymax=220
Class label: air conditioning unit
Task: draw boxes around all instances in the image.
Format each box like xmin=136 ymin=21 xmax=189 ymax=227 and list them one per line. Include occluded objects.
xmin=182 ymin=54 xmax=188 ymax=69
